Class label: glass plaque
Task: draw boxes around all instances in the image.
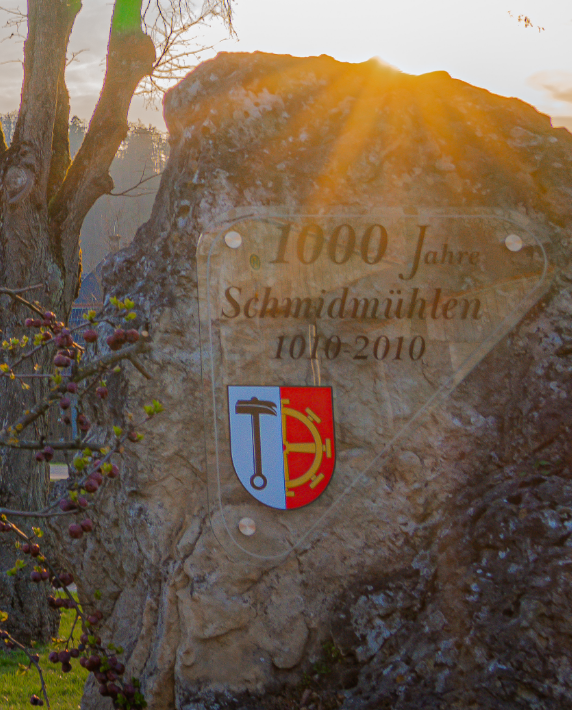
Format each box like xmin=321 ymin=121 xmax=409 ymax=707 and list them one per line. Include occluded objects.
xmin=197 ymin=208 xmax=553 ymax=561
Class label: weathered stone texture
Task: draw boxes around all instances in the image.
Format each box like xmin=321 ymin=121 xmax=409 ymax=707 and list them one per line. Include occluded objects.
xmin=66 ymin=53 xmax=572 ymax=709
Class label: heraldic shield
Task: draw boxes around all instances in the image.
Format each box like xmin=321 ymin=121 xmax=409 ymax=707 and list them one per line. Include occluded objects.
xmin=228 ymin=386 xmax=335 ymax=510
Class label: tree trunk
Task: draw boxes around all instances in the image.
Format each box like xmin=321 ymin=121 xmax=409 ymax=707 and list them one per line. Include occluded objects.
xmin=0 ymin=0 xmax=154 ymax=642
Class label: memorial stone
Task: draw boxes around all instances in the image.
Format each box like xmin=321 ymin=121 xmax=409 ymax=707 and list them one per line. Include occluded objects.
xmin=67 ymin=53 xmax=572 ymax=709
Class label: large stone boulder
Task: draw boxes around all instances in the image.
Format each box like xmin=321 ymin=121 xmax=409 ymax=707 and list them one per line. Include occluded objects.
xmin=71 ymin=53 xmax=572 ymax=709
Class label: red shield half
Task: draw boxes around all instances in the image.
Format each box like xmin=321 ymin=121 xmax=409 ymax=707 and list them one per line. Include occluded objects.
xmin=280 ymin=386 xmax=335 ymax=509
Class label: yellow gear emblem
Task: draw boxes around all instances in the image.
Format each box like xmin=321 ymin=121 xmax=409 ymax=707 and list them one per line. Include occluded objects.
xmin=281 ymin=398 xmax=333 ymax=497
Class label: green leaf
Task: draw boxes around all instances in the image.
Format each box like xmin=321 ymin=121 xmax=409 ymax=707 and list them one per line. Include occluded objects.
xmin=94 ymin=589 xmax=102 ymax=600
xmin=152 ymin=400 xmax=164 ymax=414
xmin=32 ymin=527 xmax=43 ymax=538
xmin=14 ymin=559 xmax=25 ymax=569
xmin=124 ymin=298 xmax=135 ymax=309
xmin=0 ymin=610 xmax=8 ymax=623
xmin=143 ymin=405 xmax=154 ymax=416
xmin=113 ymin=426 xmax=123 ymax=437
xmin=125 ymin=311 xmax=137 ymax=321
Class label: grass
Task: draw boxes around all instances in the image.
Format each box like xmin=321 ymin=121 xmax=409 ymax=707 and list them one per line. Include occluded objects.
xmin=0 ymin=597 xmax=86 ymax=709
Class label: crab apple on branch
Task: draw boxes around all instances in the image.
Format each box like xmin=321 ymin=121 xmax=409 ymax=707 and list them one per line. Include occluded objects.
xmin=0 ymin=288 xmax=163 ymax=709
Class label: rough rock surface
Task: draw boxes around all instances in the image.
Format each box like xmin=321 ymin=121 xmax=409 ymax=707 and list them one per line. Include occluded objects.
xmin=61 ymin=53 xmax=572 ymax=709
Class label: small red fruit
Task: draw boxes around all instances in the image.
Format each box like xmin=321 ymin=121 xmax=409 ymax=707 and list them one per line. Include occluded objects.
xmin=125 ymin=329 xmax=139 ymax=343
xmin=30 ymin=544 xmax=40 ymax=557
xmin=43 ymin=446 xmax=54 ymax=462
xmin=77 ymin=414 xmax=90 ymax=431
xmin=96 ymin=386 xmax=108 ymax=399
xmin=68 ymin=523 xmax=83 ymax=539
xmin=84 ymin=479 xmax=98 ymax=494
xmin=83 ymin=329 xmax=97 ymax=343
xmin=59 ymin=571 xmax=74 ymax=586
xmin=107 ymin=683 xmax=119 ymax=698
xmin=54 ymin=354 xmax=71 ymax=368
xmin=24 ymin=318 xmax=34 ymax=327
xmin=59 ymin=499 xmax=75 ymax=512
xmin=106 ymin=329 xmax=126 ymax=351
xmin=58 ymin=650 xmax=71 ymax=663
xmin=30 ymin=571 xmax=42 ymax=583
xmin=22 ymin=543 xmax=30 ymax=554
xmin=66 ymin=382 xmax=78 ymax=394
xmin=80 ymin=519 xmax=93 ymax=533
xmin=59 ymin=397 xmax=71 ymax=410
xmin=87 ymin=655 xmax=101 ymax=671
xmin=89 ymin=471 xmax=103 ymax=486
xmin=35 ymin=451 xmax=45 ymax=462
xmin=55 ymin=330 xmax=73 ymax=348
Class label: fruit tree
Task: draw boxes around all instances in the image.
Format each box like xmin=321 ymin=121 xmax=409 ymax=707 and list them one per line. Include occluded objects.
xmin=0 ymin=0 xmax=232 ymax=646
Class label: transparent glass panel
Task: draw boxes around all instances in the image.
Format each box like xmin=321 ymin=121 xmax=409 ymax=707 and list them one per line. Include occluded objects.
xmin=197 ymin=208 xmax=553 ymax=561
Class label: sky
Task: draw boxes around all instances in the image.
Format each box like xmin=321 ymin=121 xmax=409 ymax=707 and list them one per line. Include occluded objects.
xmin=0 ymin=0 xmax=571 ymax=132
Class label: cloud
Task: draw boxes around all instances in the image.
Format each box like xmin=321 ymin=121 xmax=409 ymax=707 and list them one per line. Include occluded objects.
xmin=527 ymin=70 xmax=572 ymax=105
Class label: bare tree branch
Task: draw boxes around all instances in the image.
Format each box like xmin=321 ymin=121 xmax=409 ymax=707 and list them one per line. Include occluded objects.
xmin=137 ymin=0 xmax=234 ymax=101
xmin=110 ymin=170 xmax=162 ymax=196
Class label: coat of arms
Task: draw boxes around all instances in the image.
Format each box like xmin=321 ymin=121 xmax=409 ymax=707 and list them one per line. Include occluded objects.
xmin=227 ymin=386 xmax=335 ymax=509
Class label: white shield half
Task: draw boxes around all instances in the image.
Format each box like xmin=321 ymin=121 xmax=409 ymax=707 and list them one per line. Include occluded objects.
xmin=227 ymin=386 xmax=286 ymax=509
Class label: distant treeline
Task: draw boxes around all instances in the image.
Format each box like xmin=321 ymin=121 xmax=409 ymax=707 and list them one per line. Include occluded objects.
xmin=1 ymin=114 xmax=169 ymax=272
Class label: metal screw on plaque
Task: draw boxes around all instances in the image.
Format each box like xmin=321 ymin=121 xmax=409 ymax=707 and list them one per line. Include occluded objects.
xmin=224 ymin=231 xmax=242 ymax=248
xmin=239 ymin=518 xmax=256 ymax=536
xmin=505 ymin=234 xmax=523 ymax=252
